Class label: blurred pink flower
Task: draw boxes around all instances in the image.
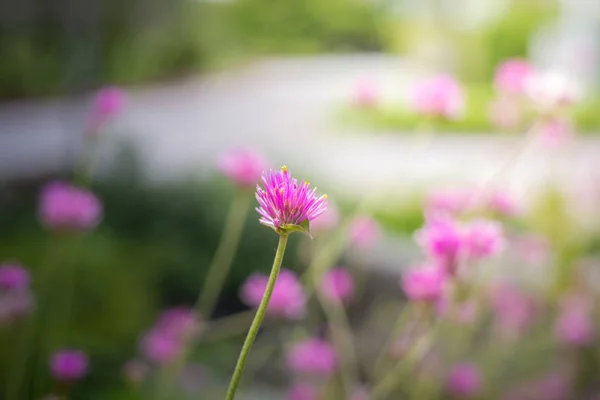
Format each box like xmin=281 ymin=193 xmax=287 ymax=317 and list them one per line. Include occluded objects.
xmin=487 ymin=190 xmax=520 ymax=217
xmin=0 ymin=263 xmax=30 ymax=291
xmin=88 ymin=86 xmax=126 ymax=133
xmin=537 ymin=118 xmax=573 ymax=149
xmin=154 ymin=307 xmax=201 ymax=341
xmin=446 ymin=363 xmax=483 ymax=398
xmin=354 ymin=78 xmax=377 ymax=108
xmin=256 ymin=166 xmax=328 ymax=234
xmin=410 ymin=74 xmax=465 ymax=120
xmin=286 ymin=382 xmax=319 ymax=400
xmin=489 ymin=96 xmax=523 ymax=131
xmin=462 ymin=219 xmax=505 ymax=260
xmin=348 ymin=215 xmax=381 ymax=249
xmin=287 ymin=338 xmax=338 ymax=377
xmin=494 ymin=59 xmax=534 ymax=95
xmin=218 ymin=148 xmax=268 ymax=188
xmin=310 ymin=201 xmax=340 ymax=233
xmin=491 ymin=282 xmax=536 ymax=338
xmin=320 ymin=267 xmax=355 ymax=304
xmin=50 ymin=349 xmax=89 ymax=381
xmin=426 ymin=187 xmax=472 ymax=216
xmin=415 ymin=215 xmax=462 ymax=273
xmin=240 ymin=269 xmax=306 ymax=319
xmin=140 ymin=329 xmax=181 ymax=365
xmin=525 ymin=70 xmax=582 ymax=113
xmin=555 ymin=294 xmax=594 ymax=347
xmin=0 ymin=289 xmax=35 ymax=322
xmin=401 ymin=264 xmax=447 ymax=303
xmin=38 ymin=181 xmax=102 ymax=231
xmin=122 ymin=359 xmax=148 ymax=384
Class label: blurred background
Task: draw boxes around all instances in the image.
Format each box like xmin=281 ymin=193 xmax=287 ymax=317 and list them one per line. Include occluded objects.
xmin=2 ymin=0 xmax=600 ymax=398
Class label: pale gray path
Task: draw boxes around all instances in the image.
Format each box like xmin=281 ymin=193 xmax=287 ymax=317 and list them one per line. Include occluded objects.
xmin=1 ymin=54 xmax=599 ymax=207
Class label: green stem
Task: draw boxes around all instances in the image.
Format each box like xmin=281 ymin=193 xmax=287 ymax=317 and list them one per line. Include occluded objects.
xmin=224 ymin=233 xmax=289 ymax=400
xmin=197 ymin=191 xmax=251 ymax=317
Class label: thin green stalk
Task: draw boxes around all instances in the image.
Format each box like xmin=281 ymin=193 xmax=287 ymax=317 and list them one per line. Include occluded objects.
xmin=224 ymin=233 xmax=289 ymax=400
xmin=197 ymin=191 xmax=252 ymax=317
xmin=371 ymin=304 xmax=415 ymax=379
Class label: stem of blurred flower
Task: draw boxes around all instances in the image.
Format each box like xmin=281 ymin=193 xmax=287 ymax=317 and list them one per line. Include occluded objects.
xmin=74 ymin=137 xmax=97 ymax=187
xmin=224 ymin=233 xmax=289 ymax=400
xmin=5 ymin=319 xmax=34 ymax=400
xmin=197 ymin=190 xmax=252 ymax=318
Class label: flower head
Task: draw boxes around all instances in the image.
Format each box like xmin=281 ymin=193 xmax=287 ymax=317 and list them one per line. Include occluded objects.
xmin=88 ymin=86 xmax=126 ymax=133
xmin=154 ymin=307 xmax=201 ymax=341
xmin=401 ymin=264 xmax=447 ymax=303
xmin=218 ymin=148 xmax=268 ymax=188
xmin=240 ymin=269 xmax=306 ymax=319
xmin=410 ymin=74 xmax=465 ymax=120
xmin=461 ymin=219 xmax=505 ymax=260
xmin=255 ymin=166 xmax=327 ymax=235
xmin=286 ymin=382 xmax=319 ymax=400
xmin=348 ymin=215 xmax=381 ymax=249
xmin=491 ymin=282 xmax=536 ymax=338
xmin=555 ymin=294 xmax=594 ymax=347
xmin=50 ymin=349 xmax=89 ymax=381
xmin=140 ymin=329 xmax=181 ymax=365
xmin=354 ymin=78 xmax=378 ymax=108
xmin=447 ymin=363 xmax=483 ymax=398
xmin=494 ymin=59 xmax=534 ymax=95
xmin=426 ymin=188 xmax=473 ymax=216
xmin=286 ymin=338 xmax=338 ymax=377
xmin=415 ymin=215 xmax=463 ymax=272
xmin=487 ymin=190 xmax=520 ymax=217
xmin=0 ymin=263 xmax=30 ymax=291
xmin=320 ymin=267 xmax=355 ymax=304
xmin=38 ymin=181 xmax=102 ymax=232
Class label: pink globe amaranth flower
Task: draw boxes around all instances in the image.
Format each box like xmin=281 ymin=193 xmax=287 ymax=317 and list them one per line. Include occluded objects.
xmin=38 ymin=181 xmax=102 ymax=232
xmin=286 ymin=338 xmax=338 ymax=377
xmin=447 ymin=363 xmax=483 ymax=398
xmin=461 ymin=219 xmax=505 ymax=260
xmin=240 ymin=269 xmax=306 ymax=319
xmin=525 ymin=70 xmax=582 ymax=114
xmin=140 ymin=329 xmax=181 ymax=365
xmin=348 ymin=215 xmax=381 ymax=249
xmin=555 ymin=294 xmax=594 ymax=347
xmin=491 ymin=282 xmax=536 ymax=338
xmin=489 ymin=96 xmax=523 ymax=131
xmin=401 ymin=265 xmax=447 ymax=303
xmin=256 ymin=166 xmax=327 ymax=235
xmin=87 ymin=86 xmax=125 ymax=133
xmin=122 ymin=359 xmax=148 ymax=384
xmin=154 ymin=307 xmax=201 ymax=341
xmin=310 ymin=201 xmax=340 ymax=233
xmin=537 ymin=118 xmax=573 ymax=149
xmin=354 ymin=78 xmax=377 ymax=108
xmin=426 ymin=187 xmax=473 ymax=216
xmin=415 ymin=215 xmax=463 ymax=273
xmin=410 ymin=74 xmax=465 ymax=120
xmin=50 ymin=349 xmax=89 ymax=381
xmin=320 ymin=267 xmax=354 ymax=304
xmin=286 ymin=382 xmax=319 ymax=400
xmin=494 ymin=59 xmax=534 ymax=95
xmin=0 ymin=263 xmax=30 ymax=291
xmin=487 ymin=190 xmax=520 ymax=217
xmin=218 ymin=148 xmax=268 ymax=188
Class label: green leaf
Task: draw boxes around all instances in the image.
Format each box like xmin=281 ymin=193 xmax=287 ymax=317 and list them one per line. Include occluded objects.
xmin=280 ymin=218 xmax=312 ymax=237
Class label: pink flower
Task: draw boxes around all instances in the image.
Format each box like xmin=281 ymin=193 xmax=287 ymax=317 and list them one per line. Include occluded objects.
xmin=462 ymin=219 xmax=505 ymax=260
xmin=255 ymin=166 xmax=327 ymax=235
xmin=50 ymin=349 xmax=89 ymax=381
xmin=320 ymin=267 xmax=354 ymax=303
xmin=218 ymin=148 xmax=268 ymax=188
xmin=122 ymin=359 xmax=148 ymax=384
xmin=310 ymin=201 xmax=340 ymax=233
xmin=426 ymin=188 xmax=473 ymax=216
xmin=410 ymin=74 xmax=465 ymax=120
xmin=286 ymin=382 xmax=319 ymax=400
xmin=491 ymin=283 xmax=536 ymax=338
xmin=525 ymin=70 xmax=582 ymax=113
xmin=401 ymin=265 xmax=447 ymax=303
xmin=140 ymin=329 xmax=181 ymax=365
xmin=537 ymin=118 xmax=573 ymax=149
xmin=348 ymin=215 xmax=381 ymax=249
xmin=0 ymin=263 xmax=30 ymax=291
xmin=447 ymin=363 xmax=482 ymax=398
xmin=487 ymin=190 xmax=520 ymax=217
xmin=489 ymin=96 xmax=523 ymax=131
xmin=38 ymin=181 xmax=102 ymax=231
xmin=240 ymin=269 xmax=306 ymax=319
xmin=555 ymin=295 xmax=594 ymax=346
xmin=286 ymin=338 xmax=338 ymax=377
xmin=88 ymin=86 xmax=125 ymax=133
xmin=354 ymin=78 xmax=377 ymax=108
xmin=494 ymin=59 xmax=534 ymax=95
xmin=154 ymin=307 xmax=201 ymax=341
xmin=415 ymin=215 xmax=462 ymax=272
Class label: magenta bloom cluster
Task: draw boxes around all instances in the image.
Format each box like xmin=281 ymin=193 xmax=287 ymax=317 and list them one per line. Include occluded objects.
xmin=320 ymin=267 xmax=355 ymax=304
xmin=255 ymin=166 xmax=327 ymax=234
xmin=50 ymin=349 xmax=89 ymax=381
xmin=286 ymin=337 xmax=338 ymax=377
xmin=218 ymin=148 xmax=267 ymax=188
xmin=0 ymin=262 xmax=34 ymax=323
xmin=39 ymin=181 xmax=103 ymax=232
xmin=87 ymin=86 xmax=126 ymax=133
xmin=240 ymin=269 xmax=306 ymax=319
